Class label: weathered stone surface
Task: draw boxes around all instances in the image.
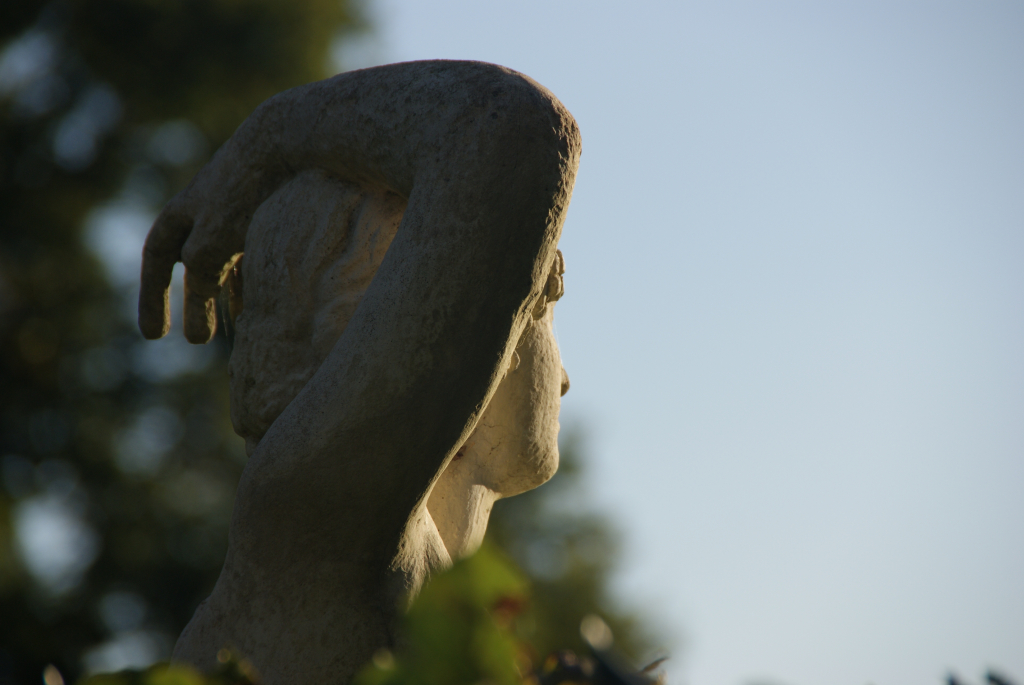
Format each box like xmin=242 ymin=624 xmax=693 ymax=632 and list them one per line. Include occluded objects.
xmin=138 ymin=60 xmax=580 ymax=685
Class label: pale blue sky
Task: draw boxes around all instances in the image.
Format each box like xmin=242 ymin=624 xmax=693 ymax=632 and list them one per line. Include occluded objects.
xmin=345 ymin=2 xmax=1024 ymax=684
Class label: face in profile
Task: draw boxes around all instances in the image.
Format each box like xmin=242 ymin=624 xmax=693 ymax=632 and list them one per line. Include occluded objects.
xmin=423 ymin=253 xmax=568 ymax=558
xmin=443 ymin=249 xmax=569 ymax=499
xmin=226 ymin=169 xmax=568 ymax=558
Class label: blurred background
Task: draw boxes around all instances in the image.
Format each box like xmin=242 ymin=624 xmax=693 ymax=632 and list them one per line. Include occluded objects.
xmin=1 ymin=2 xmax=1021 ymax=685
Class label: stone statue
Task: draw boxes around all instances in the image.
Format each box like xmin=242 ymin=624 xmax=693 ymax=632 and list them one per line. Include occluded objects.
xmin=137 ymin=61 xmax=581 ymax=684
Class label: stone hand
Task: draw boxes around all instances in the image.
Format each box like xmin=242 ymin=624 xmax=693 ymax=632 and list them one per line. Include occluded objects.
xmin=138 ymin=120 xmax=286 ymax=343
xmin=139 ymin=61 xmax=581 ymax=346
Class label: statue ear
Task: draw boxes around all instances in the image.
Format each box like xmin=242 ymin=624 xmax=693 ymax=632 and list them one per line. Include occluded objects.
xmin=544 ymin=249 xmax=565 ymax=303
xmin=531 ymin=249 xmax=564 ymax=320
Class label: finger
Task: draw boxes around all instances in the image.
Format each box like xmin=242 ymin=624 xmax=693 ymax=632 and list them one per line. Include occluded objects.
xmin=183 ymin=267 xmax=219 ymax=344
xmin=139 ymin=208 xmax=193 ymax=339
xmin=180 ymin=214 xmax=247 ymax=344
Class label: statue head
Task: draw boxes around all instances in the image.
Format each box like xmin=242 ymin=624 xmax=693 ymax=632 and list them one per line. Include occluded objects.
xmin=225 ymin=169 xmax=568 ymax=559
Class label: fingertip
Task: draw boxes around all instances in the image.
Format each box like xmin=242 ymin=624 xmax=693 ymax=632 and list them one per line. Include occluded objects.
xmin=183 ymin=284 xmax=217 ymax=344
xmin=139 ymin=207 xmax=192 ymax=340
xmin=138 ymin=259 xmax=173 ymax=339
xmin=139 ymin=293 xmax=171 ymax=339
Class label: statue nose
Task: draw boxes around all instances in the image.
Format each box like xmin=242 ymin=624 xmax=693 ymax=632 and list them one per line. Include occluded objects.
xmin=560 ymin=366 xmax=570 ymax=397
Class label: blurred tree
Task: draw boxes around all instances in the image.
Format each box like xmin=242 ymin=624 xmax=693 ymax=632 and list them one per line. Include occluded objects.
xmin=0 ymin=2 xmax=362 ymax=683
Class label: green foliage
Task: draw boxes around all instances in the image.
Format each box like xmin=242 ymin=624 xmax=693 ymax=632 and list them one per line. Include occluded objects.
xmin=355 ymin=544 xmax=529 ymax=685
xmin=355 ymin=544 xmax=664 ymax=685
xmin=82 ymin=665 xmax=211 ymax=685
xmin=75 ymin=650 xmax=256 ymax=685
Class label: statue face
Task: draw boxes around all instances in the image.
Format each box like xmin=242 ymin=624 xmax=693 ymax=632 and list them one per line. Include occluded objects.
xmin=453 ymin=271 xmax=568 ymax=498
xmin=423 ymin=254 xmax=568 ymax=559
xmin=227 ymin=171 xmax=568 ymax=502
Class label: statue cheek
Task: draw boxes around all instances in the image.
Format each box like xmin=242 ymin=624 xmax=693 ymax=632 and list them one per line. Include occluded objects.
xmin=471 ymin=317 xmax=563 ymax=496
